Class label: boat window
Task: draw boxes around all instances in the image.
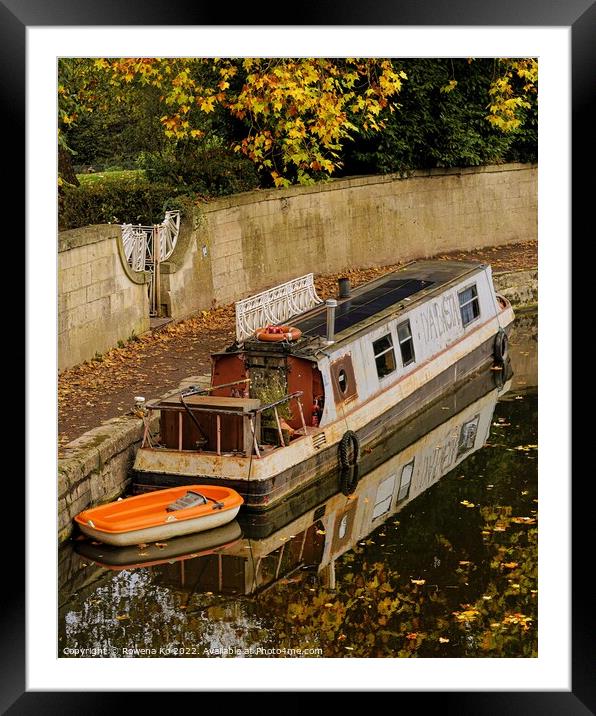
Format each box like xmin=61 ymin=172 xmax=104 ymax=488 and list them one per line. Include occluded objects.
xmin=337 ymin=369 xmax=348 ymax=394
xmin=373 ymin=473 xmax=397 ymax=519
xmin=330 ymin=354 xmax=358 ymax=404
xmin=458 ymin=284 xmax=480 ymax=327
xmin=457 ymin=415 xmax=480 ymax=456
xmin=397 ymin=320 xmax=416 ymax=366
xmin=373 ymin=334 xmax=397 ymax=378
xmin=397 ymin=459 xmax=414 ymax=502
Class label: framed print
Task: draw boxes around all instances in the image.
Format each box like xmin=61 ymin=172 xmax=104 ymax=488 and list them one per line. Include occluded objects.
xmin=11 ymin=0 xmax=588 ymax=710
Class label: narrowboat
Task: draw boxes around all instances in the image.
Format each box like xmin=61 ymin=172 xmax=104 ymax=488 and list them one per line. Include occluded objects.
xmin=143 ymin=367 xmax=511 ymax=597
xmin=133 ymin=260 xmax=514 ymax=508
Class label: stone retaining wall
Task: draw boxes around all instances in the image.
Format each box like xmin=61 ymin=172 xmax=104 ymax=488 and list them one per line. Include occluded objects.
xmin=59 ymin=225 xmax=150 ymax=371
xmin=164 ymin=163 xmax=537 ymax=316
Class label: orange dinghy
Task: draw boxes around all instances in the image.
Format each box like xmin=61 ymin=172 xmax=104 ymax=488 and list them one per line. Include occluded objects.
xmin=74 ymin=486 xmax=244 ymax=547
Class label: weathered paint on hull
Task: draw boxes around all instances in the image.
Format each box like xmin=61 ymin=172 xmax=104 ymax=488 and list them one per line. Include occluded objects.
xmin=238 ymin=361 xmax=512 ymax=538
xmin=77 ymin=506 xmax=241 ymax=546
xmin=134 ymin=316 xmax=512 ymax=508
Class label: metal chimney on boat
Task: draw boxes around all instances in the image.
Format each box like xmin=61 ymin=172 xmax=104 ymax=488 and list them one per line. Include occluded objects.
xmin=338 ymin=277 xmax=351 ymax=298
xmin=325 ymin=299 xmax=337 ymax=344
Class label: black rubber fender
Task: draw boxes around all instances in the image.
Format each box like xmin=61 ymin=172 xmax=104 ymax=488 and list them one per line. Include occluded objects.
xmin=494 ymin=328 xmax=509 ymax=363
xmin=340 ymin=464 xmax=360 ymax=496
xmin=339 ymin=430 xmax=360 ymax=469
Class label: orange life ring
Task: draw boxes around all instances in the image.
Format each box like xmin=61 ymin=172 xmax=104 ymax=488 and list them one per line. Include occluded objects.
xmin=254 ymin=325 xmax=302 ymax=342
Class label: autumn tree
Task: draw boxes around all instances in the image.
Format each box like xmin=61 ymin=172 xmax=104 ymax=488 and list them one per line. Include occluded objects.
xmin=58 ymin=57 xmax=538 ymax=191
xmin=93 ymin=58 xmax=406 ymax=186
xmin=342 ymin=58 xmax=538 ymax=176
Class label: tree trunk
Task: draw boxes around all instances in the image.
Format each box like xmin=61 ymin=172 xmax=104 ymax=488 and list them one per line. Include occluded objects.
xmin=58 ymin=146 xmax=79 ymax=186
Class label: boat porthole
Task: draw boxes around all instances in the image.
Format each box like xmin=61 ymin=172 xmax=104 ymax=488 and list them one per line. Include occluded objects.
xmin=338 ymin=369 xmax=348 ymax=394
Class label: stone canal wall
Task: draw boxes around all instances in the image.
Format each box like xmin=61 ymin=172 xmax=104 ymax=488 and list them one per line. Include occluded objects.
xmin=59 ymin=225 xmax=150 ymax=371
xmin=58 ymin=280 xmax=536 ymax=545
xmin=494 ymin=268 xmax=538 ymax=310
xmin=165 ymin=162 xmax=537 ymax=314
xmin=57 ymin=164 xmax=536 ymax=368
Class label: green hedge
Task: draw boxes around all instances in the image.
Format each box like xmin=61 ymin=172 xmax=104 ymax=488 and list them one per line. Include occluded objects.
xmin=137 ymin=146 xmax=260 ymax=197
xmin=58 ymin=175 xmax=191 ymax=230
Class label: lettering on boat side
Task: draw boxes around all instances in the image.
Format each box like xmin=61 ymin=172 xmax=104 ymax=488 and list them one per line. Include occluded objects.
xmin=418 ymin=293 xmax=460 ymax=345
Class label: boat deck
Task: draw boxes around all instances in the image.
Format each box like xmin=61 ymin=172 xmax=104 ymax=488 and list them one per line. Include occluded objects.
xmin=295 ymin=277 xmax=433 ymax=337
xmin=292 ymin=260 xmax=483 ymax=344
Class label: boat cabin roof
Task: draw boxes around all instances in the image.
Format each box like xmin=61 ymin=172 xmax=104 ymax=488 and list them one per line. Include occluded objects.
xmin=221 ymin=260 xmax=486 ymax=358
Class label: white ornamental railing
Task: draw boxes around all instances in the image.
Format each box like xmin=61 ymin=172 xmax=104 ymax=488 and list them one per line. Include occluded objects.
xmin=235 ymin=273 xmax=322 ymax=342
xmin=120 ymin=210 xmax=180 ymax=316
xmin=121 ymin=210 xmax=180 ymax=272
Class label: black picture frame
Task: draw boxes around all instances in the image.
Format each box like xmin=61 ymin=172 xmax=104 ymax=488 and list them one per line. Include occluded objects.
xmin=11 ymin=0 xmax=586 ymax=711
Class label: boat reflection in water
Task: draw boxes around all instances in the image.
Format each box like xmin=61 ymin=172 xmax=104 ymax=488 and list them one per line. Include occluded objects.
xmin=73 ymin=363 xmax=511 ymax=599
xmin=74 ymin=520 xmax=243 ymax=570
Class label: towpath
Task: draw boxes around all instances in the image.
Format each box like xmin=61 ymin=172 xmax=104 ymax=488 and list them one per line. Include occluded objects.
xmin=58 ymin=240 xmax=537 ymax=450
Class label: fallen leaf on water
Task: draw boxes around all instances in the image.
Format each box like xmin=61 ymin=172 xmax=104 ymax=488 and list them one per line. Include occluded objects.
xmin=460 ymin=500 xmax=475 ymax=508
xmin=482 ymin=595 xmax=493 ymax=601
xmin=405 ymin=632 xmax=418 ymax=640
xmin=458 ymin=560 xmax=471 ymax=566
xmin=324 ymin=603 xmax=334 ymax=608
xmin=453 ymin=608 xmax=480 ymax=622
xmin=511 ymin=516 xmax=536 ymax=525
xmin=411 ymin=579 xmax=426 ymax=586
xmin=503 ymin=562 xmax=518 ymax=569
xmin=438 ymin=637 xmax=450 ymax=643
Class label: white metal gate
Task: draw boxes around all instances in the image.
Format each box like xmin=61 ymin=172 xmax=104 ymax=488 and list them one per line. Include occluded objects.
xmin=121 ymin=210 xmax=180 ymax=316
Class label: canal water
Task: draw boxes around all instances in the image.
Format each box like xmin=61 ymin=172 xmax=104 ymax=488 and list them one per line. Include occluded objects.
xmin=58 ymin=312 xmax=537 ymax=658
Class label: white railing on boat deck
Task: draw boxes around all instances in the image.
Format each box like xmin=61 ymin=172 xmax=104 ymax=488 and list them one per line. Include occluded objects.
xmin=235 ymin=273 xmax=323 ymax=342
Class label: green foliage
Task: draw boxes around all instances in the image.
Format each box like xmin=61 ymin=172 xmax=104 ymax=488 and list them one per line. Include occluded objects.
xmin=58 ymin=173 xmax=191 ymax=230
xmin=60 ymin=58 xmax=166 ymax=175
xmin=343 ymin=59 xmax=537 ymax=176
xmin=137 ymin=142 xmax=260 ymax=197
xmin=75 ymin=169 xmax=145 ymax=186
xmin=58 ymin=57 xmax=538 ymax=212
